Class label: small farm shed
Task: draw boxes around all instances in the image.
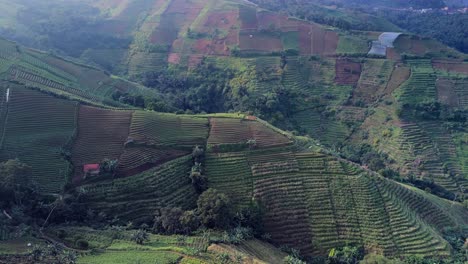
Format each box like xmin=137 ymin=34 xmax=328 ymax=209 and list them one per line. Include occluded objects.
xmin=83 ymin=164 xmax=100 ymax=176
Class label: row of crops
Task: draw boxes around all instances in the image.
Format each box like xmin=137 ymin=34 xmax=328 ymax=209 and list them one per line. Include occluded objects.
xmin=205 ymin=146 xmax=466 ymax=258
xmin=293 ymin=109 xmax=350 ymax=147
xmin=116 ymin=147 xmax=188 ymax=176
xmin=71 ymin=106 xmax=132 ymax=182
xmin=399 ymin=123 xmax=463 ymax=194
xmin=0 ymin=86 xmax=78 ymax=193
xmin=10 ymin=67 xmax=102 ymax=103
xmin=207 ymin=117 xmax=291 ymax=148
xmin=81 ymin=155 xmax=197 ymax=222
xmin=353 ymin=59 xmax=394 ymax=103
xmin=129 ymin=111 xmax=209 ymax=147
xmin=396 ymin=59 xmax=437 ymax=105
xmin=127 ymin=52 xmax=168 ymax=77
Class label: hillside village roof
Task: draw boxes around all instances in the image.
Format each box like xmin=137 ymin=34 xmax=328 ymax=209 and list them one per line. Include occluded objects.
xmin=83 ymin=164 xmax=100 ymax=173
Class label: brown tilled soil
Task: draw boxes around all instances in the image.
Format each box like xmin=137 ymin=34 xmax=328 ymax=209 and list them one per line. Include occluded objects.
xmin=385 ymin=65 xmax=410 ymax=95
xmin=299 ymin=23 xmax=338 ymax=55
xmin=386 ymin=48 xmax=401 ymax=60
xmin=436 ymin=78 xmax=459 ymax=107
xmin=335 ymin=59 xmax=362 ymax=85
xmin=239 ymin=34 xmax=283 ymax=52
xmin=433 ymin=60 xmax=468 ymax=74
xmin=167 ymin=53 xmax=181 ymax=64
xmin=203 ymin=10 xmax=239 ymax=33
xmin=116 ymin=147 xmax=189 ymax=177
xmin=71 ymin=106 xmax=132 ymax=184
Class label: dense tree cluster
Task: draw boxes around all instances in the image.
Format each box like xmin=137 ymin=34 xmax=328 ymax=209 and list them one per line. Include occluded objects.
xmin=130 ymin=61 xmax=300 ymax=127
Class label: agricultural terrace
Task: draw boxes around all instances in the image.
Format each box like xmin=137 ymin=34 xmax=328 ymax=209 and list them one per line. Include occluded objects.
xmin=129 ymin=111 xmax=209 ymax=148
xmin=81 ymin=156 xmax=197 ymax=222
xmin=207 ymin=117 xmax=291 ymax=149
xmin=71 ymin=106 xmax=132 ymax=184
xmin=205 ymin=148 xmax=466 ymax=257
xmin=384 ymin=64 xmax=410 ymax=95
xmin=353 ymin=59 xmax=394 ymax=104
xmin=393 ymin=35 xmax=462 ymax=58
xmin=149 ymin=0 xmax=205 ymax=46
xmin=0 ymin=86 xmax=77 ymax=193
xmin=395 ymin=59 xmax=436 ymax=105
xmin=0 ymin=43 xmax=157 ymax=108
xmin=205 ymin=152 xmax=253 ymax=208
xmin=293 ymin=109 xmax=350 ymax=147
xmin=116 ymin=147 xmax=189 ymax=177
xmin=432 ymin=60 xmax=468 ymax=75
xmin=298 ymin=23 xmax=338 ymax=55
xmin=334 ymin=58 xmax=362 ymax=86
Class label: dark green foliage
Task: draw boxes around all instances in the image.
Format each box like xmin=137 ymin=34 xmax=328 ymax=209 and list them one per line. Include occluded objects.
xmin=131 ymin=229 xmax=149 ymax=245
xmin=340 ymin=144 xmax=388 ymax=172
xmin=197 ymin=188 xmax=232 ymax=229
xmin=154 ymin=207 xmax=185 ymax=235
xmin=75 ymin=239 xmax=89 ymax=250
xmin=233 ymin=202 xmax=265 ymax=237
xmin=328 ymin=246 xmax=365 ymax=264
xmin=402 ymin=101 xmax=467 ymax=122
xmin=0 ymin=159 xmax=33 ymax=204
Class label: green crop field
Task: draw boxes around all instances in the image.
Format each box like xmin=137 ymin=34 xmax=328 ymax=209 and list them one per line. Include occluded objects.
xmin=81 ymin=155 xmax=197 ymax=222
xmin=129 ymin=111 xmax=209 ymax=148
xmin=0 ymin=85 xmax=77 ymax=193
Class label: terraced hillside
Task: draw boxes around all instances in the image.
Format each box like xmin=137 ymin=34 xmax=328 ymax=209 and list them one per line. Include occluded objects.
xmin=0 ymin=1 xmax=466 ymax=262
xmin=205 ymin=146 xmax=467 ymax=258
xmin=0 ymin=38 xmax=158 ymax=108
xmin=0 ymin=84 xmax=77 ymax=193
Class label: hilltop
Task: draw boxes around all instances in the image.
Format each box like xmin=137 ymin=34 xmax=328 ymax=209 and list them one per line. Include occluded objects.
xmin=0 ymin=0 xmax=467 ymax=263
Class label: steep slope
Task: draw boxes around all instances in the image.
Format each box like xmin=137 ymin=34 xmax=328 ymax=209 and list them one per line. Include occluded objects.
xmin=0 ymin=38 xmax=159 ymax=108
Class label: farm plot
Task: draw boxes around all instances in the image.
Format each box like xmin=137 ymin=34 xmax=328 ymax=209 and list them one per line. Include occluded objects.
xmin=239 ymin=5 xmax=257 ymax=30
xmin=0 ymin=86 xmax=77 ymax=193
xmin=201 ymin=9 xmax=239 ymax=35
xmin=376 ymin=179 xmax=454 ymax=257
xmin=239 ymin=32 xmax=283 ymax=53
xmin=395 ymin=59 xmax=436 ymax=105
xmin=293 ymin=109 xmax=350 ymax=147
xmin=129 ymin=111 xmax=209 ymax=148
xmin=384 ymin=65 xmax=410 ymax=95
xmin=0 ymin=38 xmax=18 ymax=60
xmin=248 ymin=150 xmax=299 ymax=178
xmin=71 ymin=106 xmax=132 ymax=184
xmin=336 ymin=34 xmax=370 ymax=54
xmin=436 ymin=78 xmax=460 ymax=107
xmin=254 ymin=176 xmax=314 ymax=256
xmin=353 ymin=59 xmax=394 ymax=104
xmin=399 ymin=123 xmax=462 ymax=195
xmin=207 ymin=118 xmax=291 ymax=149
xmin=257 ymin=11 xmax=300 ymax=32
xmin=254 ymin=57 xmax=281 ymax=94
xmin=205 ymin=152 xmax=253 ymax=208
xmin=150 ymin=0 xmax=205 ymax=46
xmin=81 ymin=155 xmax=197 ymax=222
xmin=298 ymin=23 xmax=338 ymax=55
xmin=293 ymin=152 xmax=458 ymax=257
xmin=127 ymin=52 xmax=168 ymax=76
xmin=334 ymin=58 xmax=361 ymax=86
xmin=116 ymin=147 xmax=189 ymax=176
xmin=432 ymin=60 xmax=468 ymax=75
